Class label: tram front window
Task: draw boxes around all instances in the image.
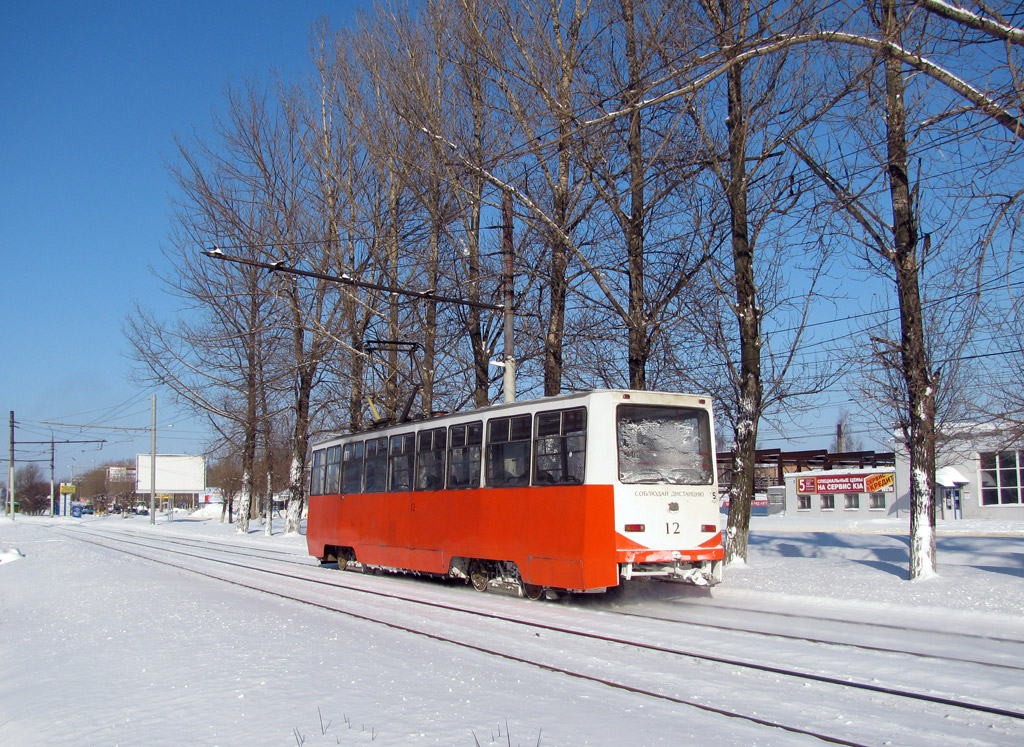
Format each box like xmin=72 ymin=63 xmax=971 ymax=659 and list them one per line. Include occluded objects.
xmin=617 ymin=404 xmax=713 ymax=485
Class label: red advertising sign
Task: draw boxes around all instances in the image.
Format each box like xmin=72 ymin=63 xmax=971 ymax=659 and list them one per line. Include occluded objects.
xmin=796 ymin=473 xmax=895 ymax=494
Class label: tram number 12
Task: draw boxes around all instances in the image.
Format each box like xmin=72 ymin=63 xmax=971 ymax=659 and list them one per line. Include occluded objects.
xmin=665 ymin=522 xmax=680 ymax=535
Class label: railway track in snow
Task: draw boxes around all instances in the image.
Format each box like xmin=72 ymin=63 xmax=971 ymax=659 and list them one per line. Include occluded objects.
xmin=67 ymin=522 xmax=1024 ymax=672
xmin=61 ymin=523 xmax=1024 ymax=746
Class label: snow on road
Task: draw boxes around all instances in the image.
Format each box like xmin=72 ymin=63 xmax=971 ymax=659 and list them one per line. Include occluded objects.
xmin=2 ymin=512 xmax=1023 ymax=746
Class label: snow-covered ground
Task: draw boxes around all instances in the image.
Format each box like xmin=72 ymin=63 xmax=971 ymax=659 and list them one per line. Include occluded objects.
xmin=1 ymin=511 xmax=1023 ymax=745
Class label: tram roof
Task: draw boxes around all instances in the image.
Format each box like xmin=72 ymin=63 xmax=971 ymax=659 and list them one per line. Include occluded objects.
xmin=310 ymin=388 xmax=710 ymax=449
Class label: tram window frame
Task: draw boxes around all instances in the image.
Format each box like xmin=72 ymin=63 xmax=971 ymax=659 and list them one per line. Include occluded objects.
xmin=310 ymin=449 xmax=326 ymax=496
xmin=447 ymin=421 xmax=482 ymax=489
xmin=325 ymin=445 xmax=342 ymax=494
xmin=363 ymin=436 xmax=389 ymax=493
xmin=389 ymin=432 xmax=415 ymax=492
xmin=342 ymin=441 xmax=364 ymax=495
xmin=486 ymin=414 xmax=532 ymax=487
xmin=415 ymin=427 xmax=447 ymax=491
xmin=533 ymin=407 xmax=587 ymax=486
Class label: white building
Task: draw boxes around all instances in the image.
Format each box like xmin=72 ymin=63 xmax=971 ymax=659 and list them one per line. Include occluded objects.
xmin=783 ymin=468 xmax=899 ymax=519
xmin=780 ymin=423 xmax=1024 ymax=523
xmin=895 ymin=423 xmax=1024 ymax=521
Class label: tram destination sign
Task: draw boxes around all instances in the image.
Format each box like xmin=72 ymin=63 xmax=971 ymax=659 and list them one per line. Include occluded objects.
xmin=796 ymin=472 xmax=895 ymax=494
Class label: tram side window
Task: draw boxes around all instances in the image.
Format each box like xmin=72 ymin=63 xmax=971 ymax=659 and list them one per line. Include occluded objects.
xmin=325 ymin=445 xmax=342 ymax=494
xmin=415 ymin=427 xmax=447 ymax=491
xmin=342 ymin=441 xmax=364 ymax=494
xmin=534 ymin=407 xmax=587 ymax=486
xmin=448 ymin=422 xmax=482 ymax=489
xmin=486 ymin=414 xmax=532 ymax=487
xmin=363 ymin=437 xmax=389 ymax=493
xmin=389 ymin=433 xmax=415 ymax=492
xmin=310 ymin=449 xmax=326 ymax=496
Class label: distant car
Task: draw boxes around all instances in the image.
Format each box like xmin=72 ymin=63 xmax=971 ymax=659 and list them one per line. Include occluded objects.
xmin=135 ymin=507 xmax=149 ymax=516
xmin=82 ymin=507 xmax=94 ymax=515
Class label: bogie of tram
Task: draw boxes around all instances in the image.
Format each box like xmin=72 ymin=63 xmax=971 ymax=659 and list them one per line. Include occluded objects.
xmin=306 ymin=389 xmax=724 ymax=597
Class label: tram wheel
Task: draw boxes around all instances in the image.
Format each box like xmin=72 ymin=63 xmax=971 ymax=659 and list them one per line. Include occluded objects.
xmin=469 ymin=561 xmax=490 ymax=592
xmin=523 ymin=583 xmax=545 ymax=601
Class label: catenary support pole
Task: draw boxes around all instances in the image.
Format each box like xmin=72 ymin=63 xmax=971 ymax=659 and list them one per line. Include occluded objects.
xmin=8 ymin=411 xmax=14 ymax=520
xmin=502 ymin=190 xmax=516 ymax=403
xmin=150 ymin=395 xmax=157 ymax=525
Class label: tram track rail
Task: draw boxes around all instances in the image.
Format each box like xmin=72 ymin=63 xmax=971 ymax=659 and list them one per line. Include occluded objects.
xmin=66 ymin=524 xmax=1024 ymax=674
xmin=59 ymin=524 xmax=1024 ymax=745
xmin=600 ymin=603 xmax=1024 ymax=673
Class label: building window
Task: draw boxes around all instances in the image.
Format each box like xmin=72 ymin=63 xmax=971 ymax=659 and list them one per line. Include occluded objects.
xmin=981 ymin=451 xmax=1023 ymax=506
xmin=844 ymin=493 xmax=860 ymax=510
xmin=869 ymin=492 xmax=886 ymax=510
xmin=797 ymin=494 xmax=811 ymax=511
xmin=820 ymin=493 xmax=835 ymax=511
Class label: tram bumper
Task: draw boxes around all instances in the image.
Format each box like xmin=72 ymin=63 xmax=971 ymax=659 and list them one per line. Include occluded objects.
xmin=619 ymin=558 xmax=723 ymax=586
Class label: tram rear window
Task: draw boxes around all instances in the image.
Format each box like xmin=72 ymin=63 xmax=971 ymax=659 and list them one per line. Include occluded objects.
xmin=617 ymin=405 xmax=713 ymax=485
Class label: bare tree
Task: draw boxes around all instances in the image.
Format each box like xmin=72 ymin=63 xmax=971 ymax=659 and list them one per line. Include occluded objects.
xmin=781 ymin=0 xmax=1024 ymax=577
xmin=130 ymin=79 xmax=303 ymax=535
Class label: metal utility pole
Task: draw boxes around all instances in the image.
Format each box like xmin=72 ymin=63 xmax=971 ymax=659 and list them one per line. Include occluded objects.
xmin=150 ymin=395 xmax=157 ymax=525
xmin=502 ymin=190 xmax=516 ymax=403
xmin=8 ymin=411 xmax=14 ymax=519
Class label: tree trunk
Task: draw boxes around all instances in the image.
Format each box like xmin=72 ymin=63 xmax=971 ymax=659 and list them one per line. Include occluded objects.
xmin=882 ymin=0 xmax=937 ymax=579
xmin=623 ymin=0 xmax=647 ymax=391
xmin=722 ymin=28 xmax=762 ymax=566
xmin=235 ymin=324 xmax=258 ymax=535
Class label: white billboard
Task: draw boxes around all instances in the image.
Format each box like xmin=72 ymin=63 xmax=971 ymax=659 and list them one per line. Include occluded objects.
xmin=136 ymin=455 xmax=206 ymax=493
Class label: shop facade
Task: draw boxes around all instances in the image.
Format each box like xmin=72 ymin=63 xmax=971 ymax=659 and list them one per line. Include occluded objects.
xmin=783 ymin=468 xmax=899 ymax=519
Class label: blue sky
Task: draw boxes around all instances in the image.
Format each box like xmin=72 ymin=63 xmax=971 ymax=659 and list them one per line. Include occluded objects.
xmin=1 ymin=1 xmax=362 ymax=474
xmin=1 ymin=0 xmax=928 ymax=481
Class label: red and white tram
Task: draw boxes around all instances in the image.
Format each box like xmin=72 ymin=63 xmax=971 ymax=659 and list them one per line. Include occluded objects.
xmin=307 ymin=389 xmax=723 ymax=597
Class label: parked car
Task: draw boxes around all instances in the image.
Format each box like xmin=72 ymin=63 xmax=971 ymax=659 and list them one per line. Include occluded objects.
xmin=82 ymin=506 xmax=94 ymax=515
